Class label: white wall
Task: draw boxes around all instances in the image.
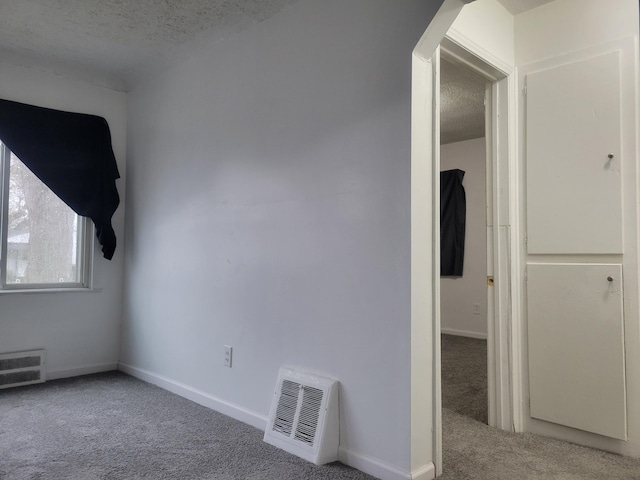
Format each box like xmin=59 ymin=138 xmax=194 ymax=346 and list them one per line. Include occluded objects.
xmin=449 ymin=0 xmax=514 ymax=68
xmin=515 ymin=0 xmax=640 ymax=457
xmin=440 ymin=137 xmax=487 ymax=338
xmin=121 ymin=0 xmax=439 ymax=476
xmin=0 ymin=62 xmax=127 ymax=379
xmin=515 ymin=0 xmax=638 ymax=66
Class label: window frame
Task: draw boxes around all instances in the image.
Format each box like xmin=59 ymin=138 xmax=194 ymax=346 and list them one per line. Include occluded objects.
xmin=0 ymin=142 xmax=94 ymax=292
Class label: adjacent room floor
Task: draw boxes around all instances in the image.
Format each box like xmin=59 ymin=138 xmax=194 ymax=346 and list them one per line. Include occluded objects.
xmin=441 ymin=334 xmax=488 ymax=425
xmin=439 ymin=333 xmax=640 ymax=479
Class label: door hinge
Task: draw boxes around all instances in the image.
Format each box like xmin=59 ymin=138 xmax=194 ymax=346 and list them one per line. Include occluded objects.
xmin=523 ymin=84 xmax=528 ymax=97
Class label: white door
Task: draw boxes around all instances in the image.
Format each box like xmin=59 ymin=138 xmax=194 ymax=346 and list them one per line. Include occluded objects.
xmin=526 ymin=51 xmax=623 ymax=255
xmin=525 ymin=49 xmax=628 ymax=440
xmin=527 ymin=263 xmax=626 ymax=440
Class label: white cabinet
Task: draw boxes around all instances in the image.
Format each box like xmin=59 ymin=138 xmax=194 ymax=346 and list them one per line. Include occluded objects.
xmin=527 ymin=263 xmax=627 ymax=440
xmin=526 ymin=51 xmax=622 ymax=254
xmin=525 ymin=49 xmax=629 ymax=441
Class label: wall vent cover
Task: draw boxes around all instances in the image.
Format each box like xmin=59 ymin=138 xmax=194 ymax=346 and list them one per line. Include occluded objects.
xmin=0 ymin=349 xmax=46 ymax=389
xmin=264 ymin=366 xmax=339 ymax=465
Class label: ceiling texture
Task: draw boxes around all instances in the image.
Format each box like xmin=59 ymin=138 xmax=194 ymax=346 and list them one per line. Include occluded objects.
xmin=0 ymin=0 xmax=556 ymax=140
xmin=440 ymin=58 xmax=487 ymax=145
xmin=0 ymin=0 xmax=302 ymax=89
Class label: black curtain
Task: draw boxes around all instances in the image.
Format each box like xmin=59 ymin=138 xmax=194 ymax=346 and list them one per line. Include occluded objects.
xmin=440 ymin=169 xmax=466 ymax=276
xmin=0 ymin=99 xmax=120 ymax=260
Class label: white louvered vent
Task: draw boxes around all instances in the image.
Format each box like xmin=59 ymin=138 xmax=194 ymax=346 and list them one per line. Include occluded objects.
xmin=0 ymin=349 xmax=46 ymax=389
xmin=264 ymin=367 xmax=339 ymax=465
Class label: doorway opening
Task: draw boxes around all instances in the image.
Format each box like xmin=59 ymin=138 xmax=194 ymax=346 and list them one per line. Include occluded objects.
xmin=432 ymin=34 xmax=519 ymax=475
xmin=410 ymin=14 xmax=521 ymax=475
xmin=439 ymin=51 xmax=490 ymax=427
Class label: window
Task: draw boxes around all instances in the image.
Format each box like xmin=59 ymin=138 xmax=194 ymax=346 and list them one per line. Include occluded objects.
xmin=0 ymin=141 xmax=92 ymax=290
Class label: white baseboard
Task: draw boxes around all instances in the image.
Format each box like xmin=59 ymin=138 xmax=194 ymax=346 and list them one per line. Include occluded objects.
xmin=119 ymin=363 xmax=427 ymax=480
xmin=441 ymin=327 xmax=487 ymax=340
xmin=47 ymin=362 xmax=118 ymax=381
xmin=117 ymin=362 xmax=267 ymax=431
xmin=338 ymin=447 xmax=435 ymax=480
xmin=410 ymin=463 xmax=436 ymax=480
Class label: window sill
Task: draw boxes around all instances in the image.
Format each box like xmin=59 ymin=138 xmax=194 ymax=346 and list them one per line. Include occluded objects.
xmin=0 ymin=287 xmax=102 ymax=295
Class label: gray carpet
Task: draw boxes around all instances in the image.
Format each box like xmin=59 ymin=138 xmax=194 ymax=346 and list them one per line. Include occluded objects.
xmin=441 ymin=334 xmax=488 ymax=425
xmin=2 ymin=343 xmax=640 ymax=479
xmin=0 ymin=372 xmax=376 ymax=480
xmin=440 ymin=333 xmax=640 ymax=479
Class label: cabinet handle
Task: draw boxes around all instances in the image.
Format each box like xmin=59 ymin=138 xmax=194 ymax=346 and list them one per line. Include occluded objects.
xmin=607 ymin=276 xmax=614 ymax=282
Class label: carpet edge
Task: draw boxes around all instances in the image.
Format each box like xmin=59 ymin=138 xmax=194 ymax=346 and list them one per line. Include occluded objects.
xmin=117 ymin=361 xmax=267 ymax=430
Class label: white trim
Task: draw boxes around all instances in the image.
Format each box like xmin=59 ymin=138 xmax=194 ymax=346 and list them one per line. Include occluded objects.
xmin=409 ymin=463 xmax=436 ymax=480
xmin=414 ymin=0 xmax=469 ymax=60
xmin=431 ymin=49 xmax=444 ymax=479
xmin=47 ymin=362 xmax=117 ymax=381
xmin=411 ymin=43 xmax=437 ymax=479
xmin=0 ymin=143 xmax=9 ymax=286
xmin=118 ymin=362 xmax=267 ymax=431
xmin=443 ymin=19 xmax=524 ymax=432
xmin=441 ymin=327 xmax=488 ymax=340
xmin=412 ymin=2 xmax=470 ymax=475
xmin=119 ymin=363 xmax=423 ymax=478
xmin=440 ymin=29 xmax=520 ymax=434
xmin=338 ymin=447 xmax=435 ymax=480
xmin=490 ymin=75 xmax=519 ymax=433
xmin=0 ymin=287 xmax=102 ymax=295
xmin=439 ymin=18 xmax=522 ymax=433
xmin=507 ymin=68 xmax=524 ymax=434
xmin=445 ymin=28 xmax=513 ymax=76
xmin=412 ymin=2 xmax=520 ymax=474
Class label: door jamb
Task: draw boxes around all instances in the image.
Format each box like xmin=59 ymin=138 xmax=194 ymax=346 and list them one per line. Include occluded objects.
xmin=410 ymin=1 xmax=522 ymax=476
xmin=439 ymin=32 xmax=523 ymax=434
xmin=411 ymin=26 xmax=522 ymax=476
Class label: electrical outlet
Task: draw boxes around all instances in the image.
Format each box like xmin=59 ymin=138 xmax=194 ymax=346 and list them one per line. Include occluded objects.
xmin=473 ymin=303 xmax=480 ymax=315
xmin=224 ymin=345 xmax=233 ymax=368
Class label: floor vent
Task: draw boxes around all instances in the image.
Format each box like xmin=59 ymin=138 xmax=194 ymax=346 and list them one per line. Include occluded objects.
xmin=0 ymin=350 xmax=45 ymax=389
xmin=264 ymin=366 xmax=339 ymax=465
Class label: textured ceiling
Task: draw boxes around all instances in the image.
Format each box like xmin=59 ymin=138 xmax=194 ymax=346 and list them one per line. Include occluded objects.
xmin=440 ymin=58 xmax=487 ymax=145
xmin=0 ymin=0 xmax=301 ymax=90
xmin=0 ymin=0 xmax=553 ymax=140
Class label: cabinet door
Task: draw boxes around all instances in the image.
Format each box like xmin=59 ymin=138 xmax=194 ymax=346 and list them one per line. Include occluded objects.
xmin=527 ymin=263 xmax=626 ymax=440
xmin=526 ymin=51 xmax=622 ymax=254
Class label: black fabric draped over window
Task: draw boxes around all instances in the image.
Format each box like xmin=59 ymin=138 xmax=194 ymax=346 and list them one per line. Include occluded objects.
xmin=0 ymin=99 xmax=120 ymax=260
xmin=440 ymin=169 xmax=466 ymax=277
